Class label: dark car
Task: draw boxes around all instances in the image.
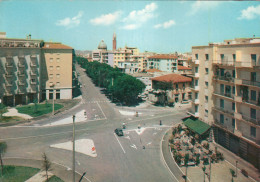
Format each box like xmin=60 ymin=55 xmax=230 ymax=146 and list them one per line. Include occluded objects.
xmin=115 ymin=128 xmax=124 ymax=136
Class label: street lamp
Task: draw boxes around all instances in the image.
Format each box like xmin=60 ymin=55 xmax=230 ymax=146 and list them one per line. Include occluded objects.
xmin=72 ymin=115 xmax=76 ymax=182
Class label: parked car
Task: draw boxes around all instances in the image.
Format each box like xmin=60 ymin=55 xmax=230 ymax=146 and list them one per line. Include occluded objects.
xmin=115 ymin=128 xmax=124 ymax=136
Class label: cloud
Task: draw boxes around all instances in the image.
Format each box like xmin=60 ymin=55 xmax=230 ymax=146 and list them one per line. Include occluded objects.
xmin=122 ymin=2 xmax=158 ymax=30
xmin=238 ymin=5 xmax=260 ymax=20
xmin=154 ymin=20 xmax=176 ymax=29
xmin=190 ymin=1 xmax=221 ymax=15
xmin=56 ymin=11 xmax=83 ymax=28
xmin=90 ymin=11 xmax=122 ymax=26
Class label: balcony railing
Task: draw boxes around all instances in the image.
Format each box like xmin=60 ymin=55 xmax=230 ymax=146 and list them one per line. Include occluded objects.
xmin=213 ymin=105 xmax=234 ymax=116
xmin=241 ymin=79 xmax=260 ymax=88
xmin=213 ymin=60 xmax=234 ymax=66
xmin=18 ymin=63 xmax=25 ymax=68
xmin=30 ymin=62 xmax=37 ymax=67
xmin=18 ymin=72 xmax=25 ymax=76
xmin=235 ymin=61 xmax=260 ymax=68
xmin=187 ymin=109 xmax=199 ymax=117
xmin=30 ymin=81 xmax=37 ymax=85
xmin=5 ymin=63 xmax=13 ymax=67
xmin=213 ymin=91 xmax=235 ymax=99
xmin=242 ymin=115 xmax=260 ymax=126
xmin=18 ymin=82 xmax=25 ymax=86
xmin=5 ymin=73 xmax=13 ymax=77
xmin=213 ymin=75 xmax=234 ymax=82
xmin=30 ymin=71 xmax=37 ymax=76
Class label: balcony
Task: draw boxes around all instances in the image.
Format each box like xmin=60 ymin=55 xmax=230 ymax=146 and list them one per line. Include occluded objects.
xmin=194 ymin=99 xmax=199 ymax=104
xmin=187 ymin=109 xmax=199 ymax=117
xmin=30 ymin=62 xmax=37 ymax=67
xmin=18 ymin=72 xmax=25 ymax=77
xmin=213 ymin=106 xmax=234 ymax=116
xmin=213 ymin=60 xmax=234 ymax=66
xmin=242 ymin=115 xmax=260 ymax=126
xmin=235 ymin=61 xmax=260 ymax=68
xmin=5 ymin=73 xmax=13 ymax=77
xmin=234 ymin=95 xmax=242 ymax=102
xmin=213 ymin=91 xmax=234 ymax=99
xmin=18 ymin=82 xmax=25 ymax=86
xmin=30 ymin=54 xmax=37 ymax=58
xmin=30 ymin=71 xmax=37 ymax=76
xmin=234 ymin=78 xmax=242 ymax=85
xmin=5 ymin=83 xmax=12 ymax=87
xmin=241 ymin=79 xmax=260 ymax=88
xmin=18 ymin=63 xmax=25 ymax=68
xmin=234 ymin=112 xmax=242 ymax=120
xmin=18 ymin=55 xmax=25 ymax=58
xmin=5 ymin=63 xmax=13 ymax=68
xmin=213 ymin=75 xmax=234 ymax=83
xmin=190 ymin=72 xmax=199 ymax=78
xmin=190 ymin=85 xmax=200 ymax=91
xmin=30 ymin=81 xmax=37 ymax=85
xmin=193 ymin=59 xmax=199 ymax=64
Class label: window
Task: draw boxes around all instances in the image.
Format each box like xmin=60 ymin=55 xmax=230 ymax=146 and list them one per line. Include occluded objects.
xmin=220 ymin=84 xmax=224 ymax=94
xmin=183 ymin=83 xmax=185 ymax=88
xmin=205 ymin=54 xmax=209 ymax=60
xmin=56 ymin=74 xmax=60 ymax=78
xmin=195 ymin=54 xmax=198 ymax=59
xmin=56 ymin=92 xmax=60 ymax=99
xmin=232 ymin=86 xmax=235 ymax=95
xmin=50 ymin=58 xmax=53 ymax=63
xmin=195 ymin=105 xmax=198 ymax=112
xmin=49 ymin=82 xmax=53 ymax=86
xmin=232 ymin=102 xmax=235 ymax=111
xmin=195 ymin=79 xmax=198 ymax=86
xmin=220 ymin=54 xmax=225 ymax=61
xmin=251 ymin=90 xmax=256 ymax=101
xmin=251 ymin=54 xmax=256 ymax=63
xmin=250 ymin=108 xmax=256 ymax=119
xmin=220 ymin=99 xmax=224 ymax=108
xmin=251 ymin=72 xmax=256 ymax=82
xmin=56 ymin=66 xmax=60 ymax=70
xmin=233 ymin=54 xmax=236 ymax=62
xmin=49 ymin=93 xmax=53 ymax=100
xmin=176 ymin=84 xmax=179 ymax=89
xmin=205 ymin=109 xmax=208 ymax=117
xmin=250 ymin=126 xmax=256 ymax=137
xmin=205 ymin=96 xmax=208 ymax=102
xmin=232 ymin=70 xmax=236 ymax=78
xmin=195 ymin=92 xmax=198 ymax=99
xmin=57 ymin=58 xmax=60 ymax=62
xmin=232 ymin=119 xmax=235 ymax=128
xmin=220 ymin=114 xmax=224 ymax=124
xmin=49 ymin=74 xmax=53 ymax=79
xmin=50 ymin=66 xmax=53 ymax=70
xmin=220 ymin=68 xmax=225 ymax=76
xmin=205 ymin=82 xmax=208 ymax=88
xmin=205 ymin=68 xmax=209 ymax=74
xmin=195 ymin=67 xmax=198 ymax=73
xmin=56 ymin=82 xmax=60 ymax=86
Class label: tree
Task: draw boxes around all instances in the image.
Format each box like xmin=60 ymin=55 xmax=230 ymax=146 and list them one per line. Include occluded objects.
xmin=42 ymin=152 xmax=52 ymax=181
xmin=0 ymin=141 xmax=7 ymax=175
xmin=153 ymin=81 xmax=173 ymax=106
xmin=184 ymin=153 xmax=189 ymax=182
xmin=230 ymin=169 xmax=235 ymax=182
xmin=0 ymin=103 xmax=6 ymax=119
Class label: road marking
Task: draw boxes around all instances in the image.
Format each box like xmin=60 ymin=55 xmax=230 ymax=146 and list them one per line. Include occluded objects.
xmin=153 ymin=132 xmax=157 ymax=135
xmin=130 ymin=144 xmax=137 ymax=149
xmin=125 ymin=136 xmax=130 ymax=140
xmin=114 ymin=133 xmax=126 ymax=154
xmin=97 ymin=102 xmax=107 ymax=119
xmin=146 ymin=142 xmax=152 ymax=146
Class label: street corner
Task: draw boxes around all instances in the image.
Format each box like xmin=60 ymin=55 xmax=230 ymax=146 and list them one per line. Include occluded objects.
xmin=50 ymin=138 xmax=97 ymax=157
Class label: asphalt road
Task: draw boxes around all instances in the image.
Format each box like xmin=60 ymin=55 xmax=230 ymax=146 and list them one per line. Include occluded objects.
xmin=0 ymin=64 xmax=189 ymax=182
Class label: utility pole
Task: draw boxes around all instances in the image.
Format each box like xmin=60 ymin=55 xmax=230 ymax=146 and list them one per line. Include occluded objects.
xmin=72 ymin=115 xmax=75 ymax=182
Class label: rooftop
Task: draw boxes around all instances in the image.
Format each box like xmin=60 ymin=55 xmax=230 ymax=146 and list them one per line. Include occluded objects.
xmin=178 ymin=65 xmax=192 ymax=70
xmin=151 ymin=73 xmax=192 ymax=83
xmin=146 ymin=69 xmax=162 ymax=73
xmin=148 ymin=54 xmax=178 ymax=59
xmin=43 ymin=42 xmax=73 ymax=49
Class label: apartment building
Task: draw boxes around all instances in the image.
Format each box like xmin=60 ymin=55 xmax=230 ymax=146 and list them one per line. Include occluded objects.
xmin=147 ymin=54 xmax=178 ymax=72
xmin=0 ymin=33 xmax=73 ymax=106
xmin=189 ymin=38 xmax=260 ymax=169
xmin=92 ymin=40 xmax=109 ymax=63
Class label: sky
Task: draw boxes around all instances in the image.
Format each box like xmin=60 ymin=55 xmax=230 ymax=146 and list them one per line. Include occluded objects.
xmin=0 ymin=0 xmax=260 ymax=53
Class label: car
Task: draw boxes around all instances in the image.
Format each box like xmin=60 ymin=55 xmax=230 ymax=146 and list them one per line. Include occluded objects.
xmin=115 ymin=128 xmax=124 ymax=136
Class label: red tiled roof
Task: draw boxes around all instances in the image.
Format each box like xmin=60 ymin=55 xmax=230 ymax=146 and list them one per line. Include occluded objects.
xmin=148 ymin=54 xmax=178 ymax=59
xmin=146 ymin=69 xmax=163 ymax=73
xmin=178 ymin=65 xmax=192 ymax=70
xmin=43 ymin=42 xmax=73 ymax=49
xmin=152 ymin=73 xmax=192 ymax=83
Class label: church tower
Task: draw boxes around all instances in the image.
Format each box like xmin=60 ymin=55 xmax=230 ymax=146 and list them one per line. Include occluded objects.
xmin=113 ymin=32 xmax=116 ymax=51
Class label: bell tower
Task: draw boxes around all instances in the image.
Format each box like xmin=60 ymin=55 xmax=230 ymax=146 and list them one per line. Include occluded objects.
xmin=113 ymin=32 xmax=116 ymax=51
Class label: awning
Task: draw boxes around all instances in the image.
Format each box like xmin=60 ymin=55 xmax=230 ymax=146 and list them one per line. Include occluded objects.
xmin=182 ymin=117 xmax=211 ymax=135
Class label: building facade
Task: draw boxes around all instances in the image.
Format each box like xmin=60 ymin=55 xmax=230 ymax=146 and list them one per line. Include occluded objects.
xmin=147 ymin=54 xmax=178 ymax=73
xmin=0 ymin=34 xmax=73 ymax=106
xmin=189 ymin=38 xmax=260 ymax=169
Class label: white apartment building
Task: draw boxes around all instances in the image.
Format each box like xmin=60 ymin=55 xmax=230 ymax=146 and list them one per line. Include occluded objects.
xmin=189 ymin=38 xmax=260 ymax=170
xmin=147 ymin=54 xmax=178 ymax=72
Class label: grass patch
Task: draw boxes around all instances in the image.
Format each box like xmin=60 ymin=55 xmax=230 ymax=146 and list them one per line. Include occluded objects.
xmin=16 ymin=103 xmax=64 ymax=117
xmin=0 ymin=165 xmax=40 ymax=182
xmin=47 ymin=175 xmax=64 ymax=182
xmin=0 ymin=116 xmax=25 ymax=123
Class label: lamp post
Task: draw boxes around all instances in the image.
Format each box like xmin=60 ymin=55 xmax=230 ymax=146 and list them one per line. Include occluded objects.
xmin=72 ymin=115 xmax=75 ymax=182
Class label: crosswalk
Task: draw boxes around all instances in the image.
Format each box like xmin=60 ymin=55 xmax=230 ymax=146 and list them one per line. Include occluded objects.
xmin=82 ymin=100 xmax=110 ymax=104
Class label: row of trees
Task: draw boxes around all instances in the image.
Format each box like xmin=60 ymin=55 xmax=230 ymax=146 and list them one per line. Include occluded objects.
xmin=77 ymin=57 xmax=145 ymax=106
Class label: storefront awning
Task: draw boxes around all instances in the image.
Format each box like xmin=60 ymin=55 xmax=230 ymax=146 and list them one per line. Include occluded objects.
xmin=182 ymin=117 xmax=211 ymax=135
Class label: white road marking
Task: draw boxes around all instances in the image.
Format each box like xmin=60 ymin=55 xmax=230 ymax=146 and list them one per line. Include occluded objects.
xmin=146 ymin=142 xmax=152 ymax=145
xmin=114 ymin=133 xmax=126 ymax=154
xmin=97 ymin=102 xmax=107 ymax=119
xmin=153 ymin=132 xmax=157 ymax=135
xmin=130 ymin=144 xmax=137 ymax=149
xmin=125 ymin=136 xmax=131 ymax=140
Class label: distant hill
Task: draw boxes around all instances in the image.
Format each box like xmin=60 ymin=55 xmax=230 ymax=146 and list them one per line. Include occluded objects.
xmin=75 ymin=50 xmax=92 ymax=56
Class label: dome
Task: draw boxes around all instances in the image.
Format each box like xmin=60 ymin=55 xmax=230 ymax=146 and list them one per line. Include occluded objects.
xmin=98 ymin=40 xmax=107 ymax=50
